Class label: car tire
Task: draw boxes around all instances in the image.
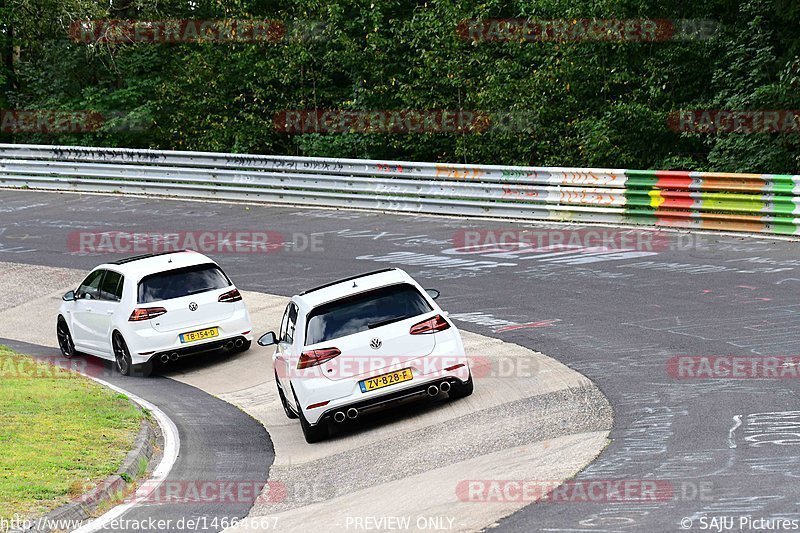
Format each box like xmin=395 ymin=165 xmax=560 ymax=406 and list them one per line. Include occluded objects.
xmin=449 ymin=373 xmax=474 ymax=400
xmin=112 ymin=332 xmax=133 ymax=377
xmin=293 ymin=387 xmax=328 ymax=443
xmin=276 ymin=371 xmax=298 ymax=419
xmin=56 ymin=317 xmax=76 ymax=359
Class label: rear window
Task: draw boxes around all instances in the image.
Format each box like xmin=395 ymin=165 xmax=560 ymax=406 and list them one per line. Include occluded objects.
xmin=305 ymin=283 xmax=432 ymax=345
xmin=138 ymin=264 xmax=231 ymax=303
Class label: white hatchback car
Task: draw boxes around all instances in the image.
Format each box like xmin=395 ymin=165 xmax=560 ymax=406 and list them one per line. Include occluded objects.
xmin=57 ymin=250 xmax=253 ymax=376
xmin=258 ymin=268 xmax=473 ymax=442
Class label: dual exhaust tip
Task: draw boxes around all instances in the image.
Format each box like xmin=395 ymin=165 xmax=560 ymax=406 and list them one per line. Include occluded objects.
xmin=159 ymin=338 xmax=245 ymax=364
xmin=333 ymin=381 xmax=453 ymax=422
xmin=333 ymin=408 xmax=359 ymax=423
xmin=224 ymin=338 xmax=245 ymax=351
xmin=428 ymin=381 xmax=451 ymax=397
xmin=160 ymin=352 xmax=179 ymax=364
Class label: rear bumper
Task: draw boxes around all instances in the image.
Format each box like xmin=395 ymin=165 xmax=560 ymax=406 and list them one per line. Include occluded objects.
xmin=306 ymin=368 xmax=470 ymax=425
xmin=126 ymin=311 xmax=253 ymax=365
xmin=144 ymin=334 xmax=251 ymax=364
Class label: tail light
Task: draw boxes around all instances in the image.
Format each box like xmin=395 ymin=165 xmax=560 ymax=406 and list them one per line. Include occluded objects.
xmin=129 ymin=307 xmax=167 ymax=321
xmin=218 ymin=288 xmax=242 ymax=302
xmin=410 ymin=314 xmax=451 ymax=335
xmin=298 ymin=347 xmax=341 ymax=369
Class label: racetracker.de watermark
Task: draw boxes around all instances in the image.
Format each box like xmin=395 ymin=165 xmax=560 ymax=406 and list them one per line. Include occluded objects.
xmin=0 ymin=353 xmax=113 ymax=379
xmin=457 ymin=18 xmax=719 ymax=43
xmin=274 ymin=354 xmax=533 ymax=380
xmin=0 ymin=109 xmax=144 ymax=133
xmin=456 ymin=479 xmax=713 ymax=503
xmin=273 ymin=110 xmax=537 ymax=134
xmin=67 ymin=230 xmax=325 ymax=254
xmin=125 ymin=480 xmax=285 ymax=504
xmin=452 ymin=228 xmax=706 ymax=252
xmin=667 ymin=356 xmax=800 ymax=379
xmin=667 ymin=110 xmax=800 ymax=134
xmin=69 ymin=19 xmax=327 ymax=44
xmin=120 ymin=478 xmax=339 ymax=507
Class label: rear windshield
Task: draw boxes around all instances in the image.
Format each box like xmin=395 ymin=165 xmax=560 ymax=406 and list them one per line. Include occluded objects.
xmin=305 ymin=283 xmax=432 ymax=345
xmin=138 ymin=264 xmax=231 ymax=303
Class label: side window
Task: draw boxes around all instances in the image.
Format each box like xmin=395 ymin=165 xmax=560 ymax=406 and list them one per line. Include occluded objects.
xmin=77 ymin=270 xmax=105 ymax=300
xmin=99 ymin=271 xmax=124 ymax=302
xmin=279 ymin=304 xmax=291 ymax=343
xmin=286 ymin=304 xmax=298 ymax=344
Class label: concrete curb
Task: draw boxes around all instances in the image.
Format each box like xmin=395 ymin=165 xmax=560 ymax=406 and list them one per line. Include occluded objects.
xmin=11 ymin=415 xmax=158 ymax=533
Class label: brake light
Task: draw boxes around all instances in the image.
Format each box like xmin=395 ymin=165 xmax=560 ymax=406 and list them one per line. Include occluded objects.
xmin=306 ymin=400 xmax=330 ymax=410
xmin=128 ymin=307 xmax=167 ymax=321
xmin=218 ymin=288 xmax=242 ymax=302
xmin=297 ymin=347 xmax=341 ymax=369
xmin=410 ymin=314 xmax=451 ymax=335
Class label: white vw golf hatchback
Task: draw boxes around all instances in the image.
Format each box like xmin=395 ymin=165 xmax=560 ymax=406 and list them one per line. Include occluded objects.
xmin=258 ymin=268 xmax=473 ymax=442
xmin=57 ymin=250 xmax=253 ymax=376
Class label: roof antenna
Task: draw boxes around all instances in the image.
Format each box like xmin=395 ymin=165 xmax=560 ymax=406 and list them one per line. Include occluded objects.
xmin=353 ymin=281 xmax=357 ymax=288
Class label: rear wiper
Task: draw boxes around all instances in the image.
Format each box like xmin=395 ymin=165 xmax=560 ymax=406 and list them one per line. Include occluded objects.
xmin=368 ymin=316 xmax=408 ymax=329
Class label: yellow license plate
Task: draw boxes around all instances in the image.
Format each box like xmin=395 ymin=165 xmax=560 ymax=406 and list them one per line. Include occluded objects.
xmin=360 ymin=368 xmax=412 ymax=393
xmin=180 ymin=327 xmax=219 ymax=343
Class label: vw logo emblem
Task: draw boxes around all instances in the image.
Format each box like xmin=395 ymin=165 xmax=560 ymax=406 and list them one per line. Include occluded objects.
xmin=189 ymin=302 xmax=198 ymax=311
xmin=370 ymin=338 xmax=382 ymax=350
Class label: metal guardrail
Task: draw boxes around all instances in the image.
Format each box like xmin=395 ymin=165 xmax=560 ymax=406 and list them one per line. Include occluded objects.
xmin=1 ymin=143 xmax=798 ymax=234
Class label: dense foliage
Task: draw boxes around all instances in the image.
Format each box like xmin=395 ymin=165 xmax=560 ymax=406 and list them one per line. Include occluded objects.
xmin=2 ymin=0 xmax=799 ymax=172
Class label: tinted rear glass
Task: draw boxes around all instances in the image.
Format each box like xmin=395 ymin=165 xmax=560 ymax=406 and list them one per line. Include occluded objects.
xmin=138 ymin=264 xmax=231 ymax=303
xmin=305 ymin=283 xmax=432 ymax=345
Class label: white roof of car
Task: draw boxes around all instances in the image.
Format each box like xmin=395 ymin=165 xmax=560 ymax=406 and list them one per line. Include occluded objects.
xmin=98 ymin=250 xmax=217 ymax=279
xmin=295 ymin=268 xmax=415 ymax=309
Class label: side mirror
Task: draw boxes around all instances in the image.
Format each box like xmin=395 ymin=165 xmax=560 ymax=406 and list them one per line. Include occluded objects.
xmin=257 ymin=331 xmax=278 ymax=347
xmin=425 ymin=288 xmax=440 ymax=300
xmin=62 ymin=290 xmax=76 ymax=302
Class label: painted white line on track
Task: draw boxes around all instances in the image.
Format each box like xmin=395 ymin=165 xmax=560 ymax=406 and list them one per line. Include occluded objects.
xmin=72 ymin=377 xmax=181 ymax=533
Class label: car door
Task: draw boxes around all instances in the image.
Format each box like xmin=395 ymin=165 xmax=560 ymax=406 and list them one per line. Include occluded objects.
xmin=274 ymin=302 xmax=299 ymax=408
xmin=91 ymin=270 xmax=125 ymax=355
xmin=70 ymin=270 xmax=106 ymax=351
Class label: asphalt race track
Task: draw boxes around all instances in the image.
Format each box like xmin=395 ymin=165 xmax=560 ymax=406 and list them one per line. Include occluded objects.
xmin=0 ymin=338 xmax=273 ymax=533
xmin=2 ymin=190 xmax=800 ymax=532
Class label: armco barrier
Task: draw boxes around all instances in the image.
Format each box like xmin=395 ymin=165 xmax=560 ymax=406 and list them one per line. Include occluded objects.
xmin=0 ymin=143 xmax=798 ymax=235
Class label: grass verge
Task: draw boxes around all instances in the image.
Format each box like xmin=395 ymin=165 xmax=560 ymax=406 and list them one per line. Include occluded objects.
xmin=0 ymin=346 xmax=143 ymax=521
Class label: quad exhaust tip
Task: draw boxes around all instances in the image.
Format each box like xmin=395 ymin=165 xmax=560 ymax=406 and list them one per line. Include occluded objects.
xmin=224 ymin=341 xmax=235 ymax=351
xmin=160 ymin=354 xmax=170 ymax=364
xmin=440 ymin=381 xmax=451 ymax=393
xmin=234 ymin=338 xmax=244 ymax=348
xmin=427 ymin=385 xmax=439 ymax=397
xmin=170 ymin=352 xmax=179 ymax=362
xmin=333 ymin=411 xmax=346 ymax=423
xmin=346 ymin=408 xmax=358 ymax=420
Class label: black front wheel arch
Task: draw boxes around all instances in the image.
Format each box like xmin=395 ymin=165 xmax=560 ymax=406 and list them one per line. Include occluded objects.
xmin=56 ymin=316 xmax=76 ymax=359
xmin=111 ymin=331 xmax=133 ymax=376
